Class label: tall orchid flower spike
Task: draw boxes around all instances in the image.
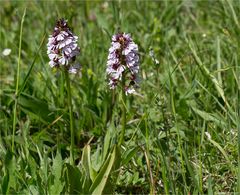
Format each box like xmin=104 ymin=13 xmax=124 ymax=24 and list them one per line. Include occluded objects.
xmin=107 ymin=32 xmax=140 ymax=95
xmin=47 ymin=18 xmax=80 ymax=73
xmin=47 ymin=18 xmax=80 ymax=165
xmin=107 ymin=32 xmax=140 ymax=146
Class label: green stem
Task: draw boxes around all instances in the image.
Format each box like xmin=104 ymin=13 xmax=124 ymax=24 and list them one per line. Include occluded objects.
xmin=119 ymin=74 xmax=126 ymax=146
xmin=84 ymin=1 xmax=89 ymax=20
xmin=198 ymin=121 xmax=205 ymax=194
xmin=65 ymin=70 xmax=74 ymax=165
xmin=237 ymin=61 xmax=240 ymax=192
xmin=169 ymin=71 xmax=187 ymax=190
xmin=12 ymin=8 xmax=26 ymax=153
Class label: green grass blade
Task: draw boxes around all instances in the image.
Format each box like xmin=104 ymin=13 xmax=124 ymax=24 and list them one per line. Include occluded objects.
xmin=17 ymin=33 xmax=46 ymax=96
xmin=81 ymin=144 xmax=93 ymax=192
xmin=49 ymin=150 xmax=64 ymax=195
xmin=205 ymin=133 xmax=234 ymax=175
xmin=12 ymin=8 xmax=26 ymax=153
xmin=90 ymin=145 xmax=119 ymax=194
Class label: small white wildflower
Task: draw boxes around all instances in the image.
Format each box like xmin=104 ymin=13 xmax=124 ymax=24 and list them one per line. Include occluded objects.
xmin=205 ymin=132 xmax=211 ymax=139
xmin=155 ymin=59 xmax=159 ymax=64
xmin=149 ymin=50 xmax=154 ymax=57
xmin=149 ymin=48 xmax=159 ymax=65
xmin=2 ymin=48 xmax=11 ymax=56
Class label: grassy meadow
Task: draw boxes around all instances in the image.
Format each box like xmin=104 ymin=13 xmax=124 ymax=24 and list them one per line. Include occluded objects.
xmin=0 ymin=0 xmax=240 ymax=194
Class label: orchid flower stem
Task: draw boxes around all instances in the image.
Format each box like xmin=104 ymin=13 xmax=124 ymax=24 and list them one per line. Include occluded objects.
xmin=119 ymin=73 xmax=126 ymax=146
xmin=65 ymin=70 xmax=74 ymax=165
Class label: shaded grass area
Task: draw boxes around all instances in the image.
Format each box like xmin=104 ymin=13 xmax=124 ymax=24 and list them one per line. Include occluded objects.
xmin=0 ymin=1 xmax=239 ymax=194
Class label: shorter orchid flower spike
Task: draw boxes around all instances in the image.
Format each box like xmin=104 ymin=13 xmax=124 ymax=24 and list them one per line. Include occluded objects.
xmin=107 ymin=32 xmax=140 ymax=95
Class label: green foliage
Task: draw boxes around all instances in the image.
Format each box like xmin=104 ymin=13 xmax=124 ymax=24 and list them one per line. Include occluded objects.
xmin=64 ymin=144 xmax=120 ymax=194
xmin=0 ymin=1 xmax=240 ymax=194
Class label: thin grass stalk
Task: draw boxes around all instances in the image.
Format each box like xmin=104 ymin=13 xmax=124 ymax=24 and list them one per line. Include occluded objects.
xmin=143 ymin=148 xmax=155 ymax=195
xmin=60 ymin=70 xmax=65 ymax=107
xmin=175 ymin=118 xmax=187 ymax=191
xmin=169 ymin=71 xmax=187 ymax=190
xmin=144 ymin=117 xmax=155 ymax=194
xmin=237 ymin=60 xmax=240 ymax=192
xmin=198 ymin=120 xmax=205 ymax=194
xmin=238 ymin=116 xmax=240 ymax=192
xmin=111 ymin=1 xmax=120 ymax=29
xmin=18 ymin=34 xmax=46 ymax=96
xmin=158 ymin=142 xmax=172 ymax=194
xmin=65 ymin=70 xmax=74 ymax=165
xmin=119 ymin=74 xmax=126 ymax=146
xmin=12 ymin=8 xmax=26 ymax=153
xmin=84 ymin=1 xmax=90 ymax=20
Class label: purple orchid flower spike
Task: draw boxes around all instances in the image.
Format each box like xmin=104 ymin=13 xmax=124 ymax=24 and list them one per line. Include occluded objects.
xmin=47 ymin=18 xmax=81 ymax=73
xmin=107 ymin=32 xmax=140 ymax=95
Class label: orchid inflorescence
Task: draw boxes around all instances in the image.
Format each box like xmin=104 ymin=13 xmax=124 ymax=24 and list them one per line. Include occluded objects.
xmin=47 ymin=18 xmax=80 ymax=73
xmin=47 ymin=19 xmax=141 ymax=94
xmin=107 ymin=33 xmax=140 ymax=95
xmin=46 ymin=18 xmax=141 ymax=162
